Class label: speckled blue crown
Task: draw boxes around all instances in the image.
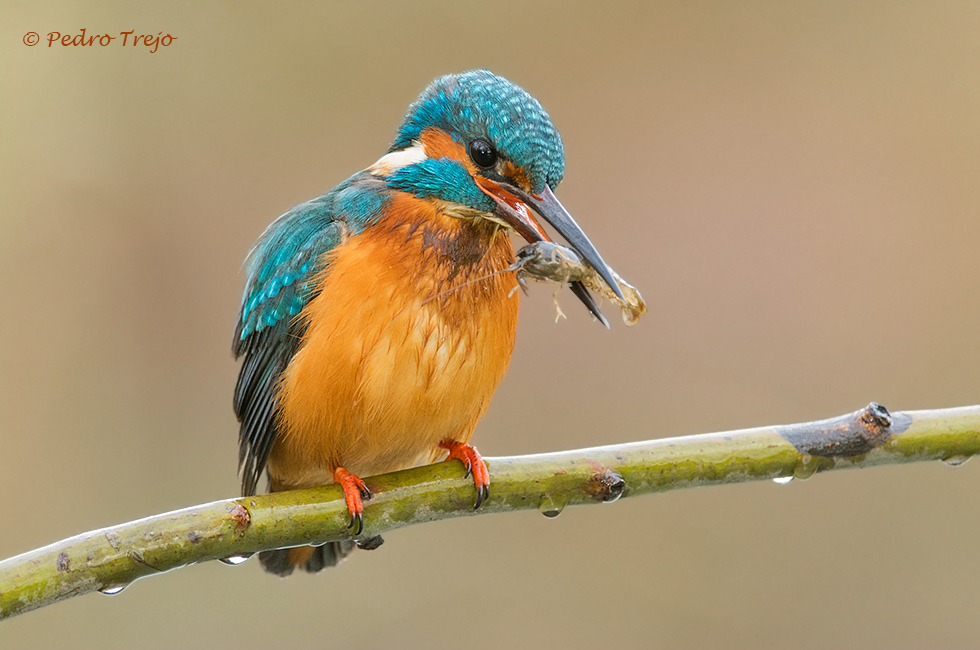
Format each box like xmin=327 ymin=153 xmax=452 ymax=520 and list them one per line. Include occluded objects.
xmin=391 ymin=70 xmax=565 ymax=192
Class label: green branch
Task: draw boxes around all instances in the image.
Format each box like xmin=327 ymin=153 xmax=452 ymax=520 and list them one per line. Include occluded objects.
xmin=2 ymin=403 xmax=978 ymax=620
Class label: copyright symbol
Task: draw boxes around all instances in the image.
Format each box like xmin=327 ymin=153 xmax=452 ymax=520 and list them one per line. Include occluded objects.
xmin=23 ymin=32 xmax=39 ymax=46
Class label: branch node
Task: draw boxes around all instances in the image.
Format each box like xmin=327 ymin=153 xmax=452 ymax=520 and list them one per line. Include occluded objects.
xmin=587 ymin=468 xmax=626 ymax=502
xmin=859 ymin=402 xmax=892 ymax=438
xmin=777 ymin=403 xmax=898 ymax=458
xmin=228 ymin=503 xmax=252 ymax=537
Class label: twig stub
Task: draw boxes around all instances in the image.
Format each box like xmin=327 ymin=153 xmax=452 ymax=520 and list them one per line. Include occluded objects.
xmin=776 ymin=402 xmax=907 ymax=457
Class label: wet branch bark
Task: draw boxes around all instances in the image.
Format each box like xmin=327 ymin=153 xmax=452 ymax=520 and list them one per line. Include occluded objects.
xmin=2 ymin=403 xmax=978 ymax=620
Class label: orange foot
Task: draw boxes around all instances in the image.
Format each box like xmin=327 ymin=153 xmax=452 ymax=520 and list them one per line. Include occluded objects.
xmin=439 ymin=440 xmax=490 ymax=509
xmin=333 ymin=467 xmax=372 ymax=536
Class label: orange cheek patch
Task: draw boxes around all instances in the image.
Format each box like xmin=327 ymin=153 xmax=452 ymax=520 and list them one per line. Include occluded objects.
xmin=419 ymin=127 xmax=479 ymax=174
xmin=420 ymin=127 xmax=533 ymax=192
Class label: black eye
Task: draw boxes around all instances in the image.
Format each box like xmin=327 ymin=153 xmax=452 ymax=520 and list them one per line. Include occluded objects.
xmin=469 ymin=139 xmax=497 ymax=168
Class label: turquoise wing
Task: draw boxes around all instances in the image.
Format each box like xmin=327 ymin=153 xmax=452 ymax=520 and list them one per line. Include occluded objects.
xmin=233 ymin=174 xmax=389 ymax=495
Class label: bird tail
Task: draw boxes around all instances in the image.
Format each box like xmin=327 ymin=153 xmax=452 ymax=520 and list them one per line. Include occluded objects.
xmin=259 ymin=542 xmax=356 ymax=576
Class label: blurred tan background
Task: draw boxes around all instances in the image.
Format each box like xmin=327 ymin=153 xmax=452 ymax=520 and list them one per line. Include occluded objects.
xmin=2 ymin=1 xmax=979 ymax=648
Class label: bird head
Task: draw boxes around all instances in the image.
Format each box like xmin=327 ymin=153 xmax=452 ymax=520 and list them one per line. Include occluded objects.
xmin=374 ymin=70 xmax=625 ymax=318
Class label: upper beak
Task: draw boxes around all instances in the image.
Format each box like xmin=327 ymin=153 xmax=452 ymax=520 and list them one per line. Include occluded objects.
xmin=475 ymin=178 xmax=625 ymax=325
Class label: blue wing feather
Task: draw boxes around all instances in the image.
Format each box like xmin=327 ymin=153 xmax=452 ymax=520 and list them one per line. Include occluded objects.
xmin=233 ymin=172 xmax=390 ymax=495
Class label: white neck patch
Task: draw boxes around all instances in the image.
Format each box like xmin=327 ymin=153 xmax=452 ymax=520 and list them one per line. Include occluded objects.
xmin=369 ymin=143 xmax=427 ymax=177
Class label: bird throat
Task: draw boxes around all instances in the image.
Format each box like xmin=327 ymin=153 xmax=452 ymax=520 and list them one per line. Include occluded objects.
xmin=377 ymin=192 xmax=516 ymax=302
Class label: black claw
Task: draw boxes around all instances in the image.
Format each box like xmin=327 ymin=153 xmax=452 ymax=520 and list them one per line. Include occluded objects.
xmin=359 ymin=485 xmax=373 ymax=501
xmin=463 ymin=460 xmax=472 ymax=479
xmin=349 ymin=512 xmax=363 ymax=536
xmin=474 ymin=485 xmax=486 ymax=510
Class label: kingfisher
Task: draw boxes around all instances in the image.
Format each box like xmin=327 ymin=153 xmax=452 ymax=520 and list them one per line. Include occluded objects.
xmin=233 ymin=70 xmax=625 ymax=576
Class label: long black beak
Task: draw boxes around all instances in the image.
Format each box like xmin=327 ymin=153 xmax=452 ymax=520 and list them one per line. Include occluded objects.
xmin=515 ymin=185 xmax=625 ymax=303
xmin=475 ymin=178 xmax=624 ymax=326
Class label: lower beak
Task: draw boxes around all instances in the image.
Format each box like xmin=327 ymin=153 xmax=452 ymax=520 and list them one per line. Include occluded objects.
xmin=475 ymin=178 xmax=625 ymax=325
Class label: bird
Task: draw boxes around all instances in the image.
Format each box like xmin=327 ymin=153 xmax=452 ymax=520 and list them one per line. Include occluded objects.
xmin=233 ymin=70 xmax=624 ymax=576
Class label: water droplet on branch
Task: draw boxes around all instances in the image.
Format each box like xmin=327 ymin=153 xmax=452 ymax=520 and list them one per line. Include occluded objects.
xmin=538 ymin=495 xmax=568 ymax=518
xmin=942 ymin=455 xmax=970 ymax=468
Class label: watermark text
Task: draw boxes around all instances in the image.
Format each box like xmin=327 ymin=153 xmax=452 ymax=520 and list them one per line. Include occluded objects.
xmin=23 ymin=29 xmax=177 ymax=53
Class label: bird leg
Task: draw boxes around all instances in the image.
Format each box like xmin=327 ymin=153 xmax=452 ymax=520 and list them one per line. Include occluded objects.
xmin=439 ymin=440 xmax=490 ymax=509
xmin=333 ymin=466 xmax=372 ymax=536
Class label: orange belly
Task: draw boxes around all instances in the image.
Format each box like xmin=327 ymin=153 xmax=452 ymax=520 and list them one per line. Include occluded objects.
xmin=268 ymin=201 xmax=519 ymax=490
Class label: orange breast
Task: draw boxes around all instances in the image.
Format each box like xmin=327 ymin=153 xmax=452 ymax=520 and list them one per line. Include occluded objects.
xmin=267 ymin=195 xmax=519 ymax=490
